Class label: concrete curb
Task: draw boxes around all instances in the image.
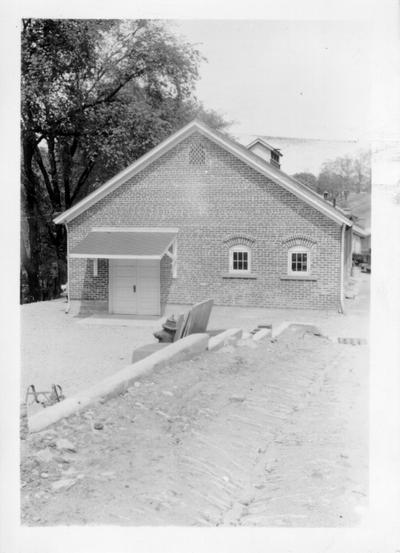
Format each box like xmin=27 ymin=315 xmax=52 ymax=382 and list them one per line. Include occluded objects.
xmin=28 ymin=333 xmax=209 ymax=434
xmin=271 ymin=321 xmax=291 ymax=339
xmin=253 ymin=328 xmax=271 ymax=341
xmin=207 ymin=328 xmax=243 ymax=351
xmin=271 ymin=321 xmax=320 ymax=340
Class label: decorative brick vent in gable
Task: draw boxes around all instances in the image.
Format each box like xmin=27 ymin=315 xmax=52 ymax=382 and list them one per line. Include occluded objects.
xmin=188 ymin=140 xmax=206 ymax=165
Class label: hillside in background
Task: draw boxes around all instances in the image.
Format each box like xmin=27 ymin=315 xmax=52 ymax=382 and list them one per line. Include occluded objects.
xmin=238 ymin=134 xmax=368 ymax=176
xmin=238 ymin=134 xmax=371 ymax=230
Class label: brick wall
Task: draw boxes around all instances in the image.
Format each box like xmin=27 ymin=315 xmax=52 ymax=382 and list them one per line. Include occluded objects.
xmin=69 ymin=258 xmax=109 ymax=301
xmin=68 ymin=133 xmax=342 ymax=310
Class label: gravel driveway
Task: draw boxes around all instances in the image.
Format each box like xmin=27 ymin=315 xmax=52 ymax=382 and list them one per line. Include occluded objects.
xmin=21 ymin=299 xmax=159 ymax=401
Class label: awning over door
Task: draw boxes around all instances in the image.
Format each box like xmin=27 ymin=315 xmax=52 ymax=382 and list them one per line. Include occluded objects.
xmin=69 ymin=229 xmax=177 ymax=259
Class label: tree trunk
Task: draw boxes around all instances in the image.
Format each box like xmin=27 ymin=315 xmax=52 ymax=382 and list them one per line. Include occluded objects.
xmin=54 ymin=224 xmax=67 ymax=295
xmin=21 ymin=132 xmax=43 ymax=302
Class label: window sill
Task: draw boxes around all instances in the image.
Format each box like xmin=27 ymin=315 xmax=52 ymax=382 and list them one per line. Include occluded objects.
xmin=222 ymin=273 xmax=258 ymax=279
xmin=280 ymin=274 xmax=317 ymax=281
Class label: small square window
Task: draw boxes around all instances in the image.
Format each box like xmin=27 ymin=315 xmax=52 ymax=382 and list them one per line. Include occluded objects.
xmin=288 ymin=248 xmax=310 ymax=275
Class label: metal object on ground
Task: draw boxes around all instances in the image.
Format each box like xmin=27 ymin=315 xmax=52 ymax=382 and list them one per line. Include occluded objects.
xmin=163 ymin=316 xmax=177 ymax=332
xmin=153 ymin=315 xmax=177 ymax=342
xmin=25 ymin=384 xmax=66 ymax=408
xmin=173 ymin=299 xmax=214 ymax=341
xmin=153 ymin=300 xmax=214 ymax=343
xmin=153 ymin=328 xmax=175 ymax=343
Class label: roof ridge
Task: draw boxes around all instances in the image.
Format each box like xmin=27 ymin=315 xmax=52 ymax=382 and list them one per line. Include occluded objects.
xmin=54 ymin=119 xmax=352 ymax=227
xmin=259 ymin=135 xmax=360 ymax=144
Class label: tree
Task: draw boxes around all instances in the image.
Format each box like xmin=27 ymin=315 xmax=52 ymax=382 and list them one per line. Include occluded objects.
xmin=317 ymin=150 xmax=371 ymax=201
xmin=21 ymin=19 xmax=231 ymax=301
xmin=352 ymin=150 xmax=371 ymax=193
xmin=292 ymin=172 xmax=318 ymax=192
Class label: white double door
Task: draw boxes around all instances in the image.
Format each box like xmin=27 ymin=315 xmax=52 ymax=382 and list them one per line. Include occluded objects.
xmin=110 ymin=259 xmax=160 ymax=315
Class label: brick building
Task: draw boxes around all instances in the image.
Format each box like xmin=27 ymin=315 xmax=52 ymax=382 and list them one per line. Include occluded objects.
xmin=54 ymin=120 xmax=355 ymax=314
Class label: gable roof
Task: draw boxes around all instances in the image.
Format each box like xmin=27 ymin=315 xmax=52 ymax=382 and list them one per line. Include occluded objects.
xmin=54 ymin=120 xmax=353 ymax=227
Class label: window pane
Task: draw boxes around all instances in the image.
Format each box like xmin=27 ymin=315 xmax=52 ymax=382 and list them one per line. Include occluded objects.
xmin=291 ymin=251 xmax=308 ymax=272
xmin=232 ymin=249 xmax=250 ymax=271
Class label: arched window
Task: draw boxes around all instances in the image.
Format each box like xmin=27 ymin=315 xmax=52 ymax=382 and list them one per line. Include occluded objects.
xmin=288 ymin=245 xmax=310 ymax=276
xmin=229 ymin=244 xmax=251 ymax=274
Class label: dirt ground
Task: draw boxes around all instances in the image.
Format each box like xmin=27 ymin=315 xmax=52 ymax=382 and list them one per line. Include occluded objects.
xmin=21 ymin=327 xmax=368 ymax=527
xmin=20 ymin=274 xmax=370 ymax=404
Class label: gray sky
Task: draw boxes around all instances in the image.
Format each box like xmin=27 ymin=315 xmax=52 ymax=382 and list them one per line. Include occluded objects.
xmin=170 ymin=20 xmax=372 ymax=142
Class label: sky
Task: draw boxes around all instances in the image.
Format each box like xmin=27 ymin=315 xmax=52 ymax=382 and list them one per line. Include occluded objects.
xmin=169 ymin=20 xmax=372 ymax=142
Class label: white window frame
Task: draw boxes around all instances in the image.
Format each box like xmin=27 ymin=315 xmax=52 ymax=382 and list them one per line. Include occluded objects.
xmin=229 ymin=245 xmax=251 ymax=274
xmin=287 ymin=246 xmax=310 ymax=276
xmin=93 ymin=258 xmax=98 ymax=277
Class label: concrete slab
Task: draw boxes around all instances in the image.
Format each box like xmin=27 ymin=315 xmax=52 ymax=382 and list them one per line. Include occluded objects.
xmin=208 ymin=328 xmax=243 ymax=351
xmin=253 ymin=328 xmax=271 ymax=341
xmin=131 ymin=343 xmax=169 ymax=363
xmin=271 ymin=322 xmax=291 ymax=339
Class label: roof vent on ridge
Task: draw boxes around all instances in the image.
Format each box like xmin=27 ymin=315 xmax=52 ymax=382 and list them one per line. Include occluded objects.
xmin=246 ymin=138 xmax=282 ymax=169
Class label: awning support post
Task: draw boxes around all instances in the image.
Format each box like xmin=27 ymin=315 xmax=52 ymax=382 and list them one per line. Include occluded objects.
xmin=165 ymin=239 xmax=178 ymax=278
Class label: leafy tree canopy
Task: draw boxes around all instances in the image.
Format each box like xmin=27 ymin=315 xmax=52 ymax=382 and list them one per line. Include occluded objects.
xmin=317 ymin=150 xmax=371 ymax=199
xmin=292 ymin=172 xmax=318 ymax=191
xmin=21 ymin=19 xmax=231 ymax=301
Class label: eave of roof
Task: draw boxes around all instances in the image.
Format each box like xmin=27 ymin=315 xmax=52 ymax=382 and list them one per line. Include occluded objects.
xmin=246 ymin=137 xmax=283 ymax=156
xmin=352 ymin=224 xmax=370 ymax=237
xmin=69 ymin=229 xmax=177 ymax=259
xmin=54 ymin=120 xmax=352 ymax=227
